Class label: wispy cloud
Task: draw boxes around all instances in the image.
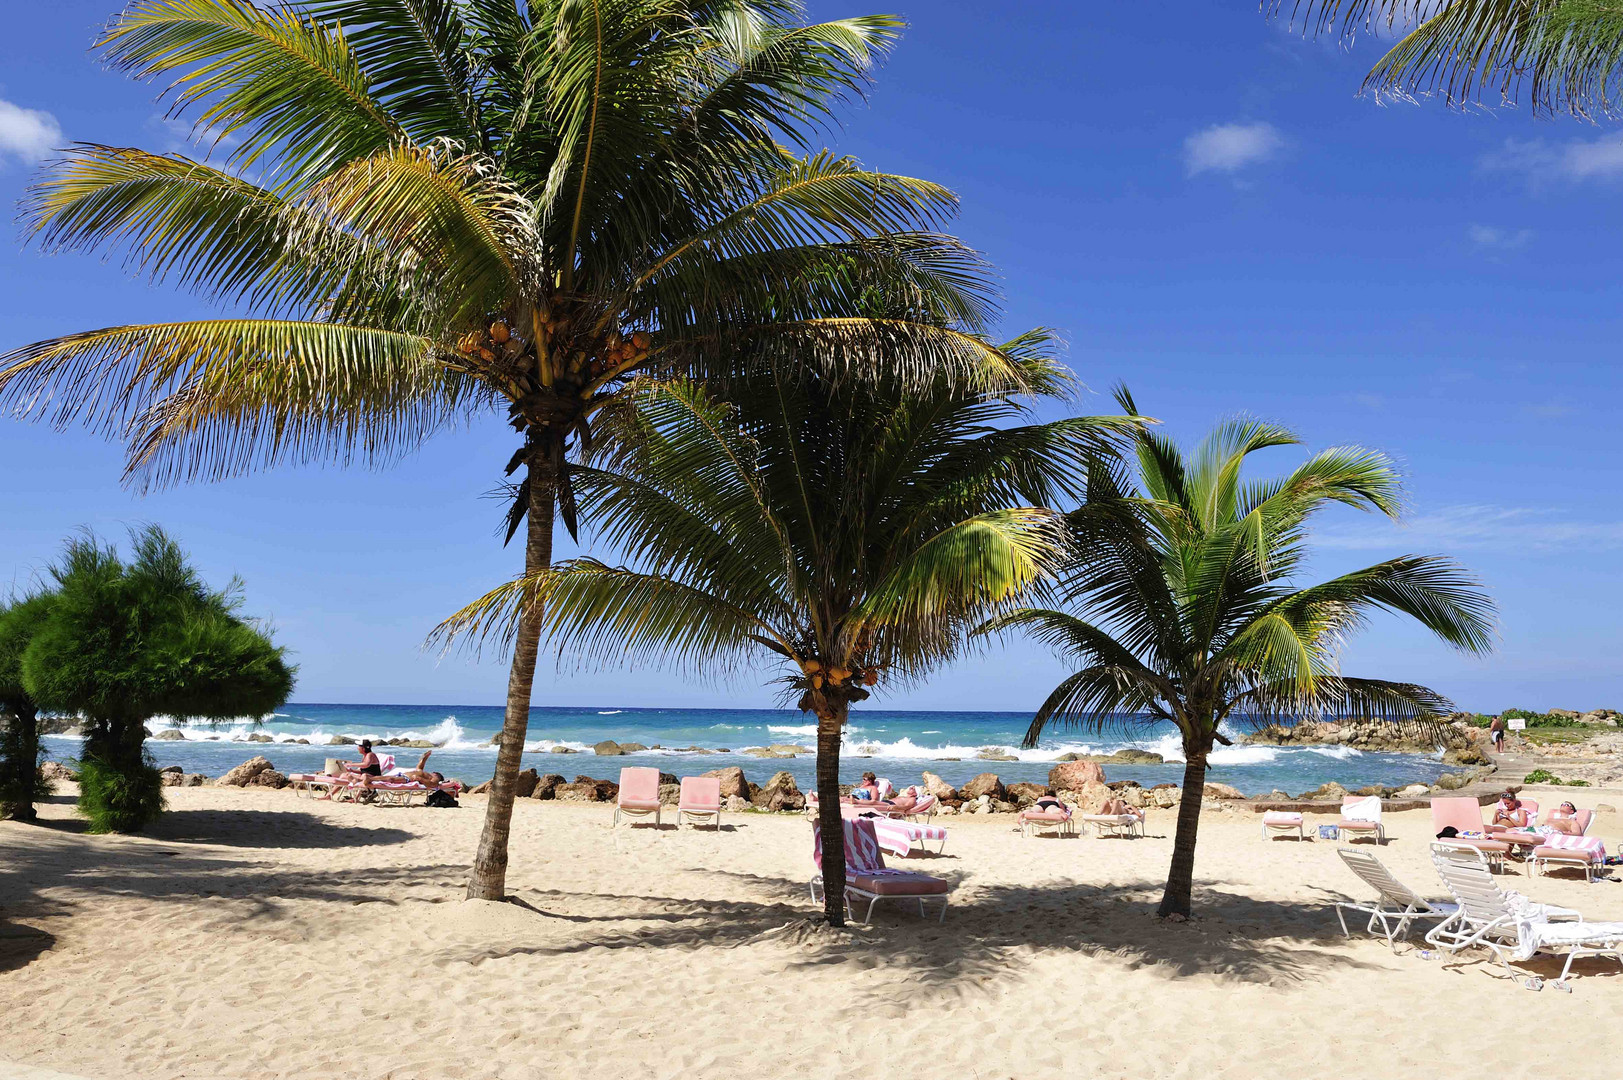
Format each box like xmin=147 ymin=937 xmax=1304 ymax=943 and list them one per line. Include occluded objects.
xmin=1469 ymin=223 xmax=1533 ymax=250
xmin=0 ymin=98 xmax=62 ymax=165
xmin=1479 ymin=136 xmax=1623 ymax=184
xmin=1183 ymin=121 xmax=1283 ymax=177
xmin=1315 ymin=504 xmax=1623 ymax=553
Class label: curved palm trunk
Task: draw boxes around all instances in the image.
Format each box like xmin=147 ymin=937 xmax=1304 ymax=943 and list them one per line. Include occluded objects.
xmin=814 ymin=699 xmax=848 ymax=926
xmin=466 ymin=446 xmax=557 ymax=901
xmin=1157 ymin=745 xmax=1208 ymax=919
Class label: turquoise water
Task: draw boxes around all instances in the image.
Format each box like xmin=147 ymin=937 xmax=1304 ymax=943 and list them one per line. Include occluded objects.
xmin=41 ymin=702 xmax=1456 ymax=797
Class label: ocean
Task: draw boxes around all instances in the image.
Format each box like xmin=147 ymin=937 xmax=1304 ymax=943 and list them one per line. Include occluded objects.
xmin=41 ymin=703 xmax=1458 ymax=797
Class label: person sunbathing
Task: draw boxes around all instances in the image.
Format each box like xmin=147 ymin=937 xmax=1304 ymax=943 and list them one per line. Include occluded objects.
xmin=397 ymin=750 xmax=447 ymax=787
xmin=1097 ymin=796 xmax=1145 ymax=820
xmin=1489 ymin=792 xmax=1529 ymax=831
xmin=1029 ymin=796 xmax=1069 ymax=815
xmin=1546 ymin=801 xmax=1585 ymax=836
xmin=321 ymin=740 xmax=384 ymax=800
xmin=851 ymin=772 xmax=882 ymax=801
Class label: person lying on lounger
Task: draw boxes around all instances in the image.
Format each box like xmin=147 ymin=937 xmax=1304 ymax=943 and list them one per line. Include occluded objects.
xmin=1097 ymin=796 xmax=1145 ymax=820
xmin=1489 ymin=792 xmax=1529 ymax=830
xmin=397 ymin=750 xmax=447 ymax=787
xmin=1546 ymin=801 xmax=1584 ymax=835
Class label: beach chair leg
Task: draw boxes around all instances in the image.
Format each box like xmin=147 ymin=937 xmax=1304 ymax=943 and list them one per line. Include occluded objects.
xmin=1335 ymin=904 xmax=1351 ymax=938
xmin=937 ymin=897 xmax=948 ymax=923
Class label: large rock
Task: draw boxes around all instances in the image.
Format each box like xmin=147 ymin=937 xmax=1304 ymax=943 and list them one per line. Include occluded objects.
xmin=512 ymin=768 xmax=541 ymax=799
xmin=1548 ymin=708 xmax=1581 ymax=720
xmin=754 ymin=771 xmax=803 ymax=812
xmin=723 ymin=794 xmax=750 ymax=812
xmin=1068 ymin=779 xmax=1114 ymax=813
xmin=1432 ymin=770 xmax=1474 ymax=791
xmin=40 ymin=761 xmax=79 ymax=783
xmin=244 ymin=733 xmax=273 ymax=743
xmin=37 ymin=717 xmax=83 ymax=736
xmin=1110 ymin=748 xmax=1164 ymax=764
xmin=531 ymin=773 xmax=566 ymax=800
xmin=1578 ymin=709 xmax=1618 ymax=726
xmin=1004 ymin=782 xmax=1050 ymax=808
xmin=1443 ymin=745 xmax=1491 ymax=766
xmin=218 ymin=756 xmax=275 ymax=787
xmin=249 ymin=768 xmax=289 ymax=789
xmin=740 ymin=747 xmax=795 ymax=758
xmin=159 ymin=765 xmax=185 ymax=786
xmin=920 ymin=771 xmax=957 ymax=800
xmin=152 ymin=729 xmax=187 ymax=741
xmin=1149 ymin=783 xmax=1180 ymax=809
xmin=183 ymin=773 xmax=207 ymax=787
xmin=1295 ymin=780 xmax=1349 ymax=801
xmin=326 ymin=735 xmax=356 ymax=746
xmin=1049 ymin=760 xmax=1106 ymax=792
xmin=959 ymin=772 xmax=1005 ymax=801
xmin=593 ymin=740 xmax=625 ymax=756
xmin=619 ymin=742 xmax=649 ymax=752
xmin=975 ymin=749 xmax=1018 ymax=762
xmin=658 ymin=783 xmax=681 ymax=806
xmin=702 ymin=766 xmax=750 ymax=799
xmin=468 ymin=780 xmax=493 ymax=795
xmin=1396 ymin=783 xmax=1431 ymax=798
xmin=570 ymin=775 xmax=619 ymax=802
xmin=1203 ymin=782 xmax=1245 ymax=801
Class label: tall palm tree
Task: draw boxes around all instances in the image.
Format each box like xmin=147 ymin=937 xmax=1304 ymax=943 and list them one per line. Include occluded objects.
xmin=1279 ymin=1 xmax=1623 ymax=116
xmin=432 ymin=355 xmax=1135 ymax=924
xmin=980 ymin=389 xmax=1495 ymax=919
xmin=0 ymin=1 xmax=1022 ymax=897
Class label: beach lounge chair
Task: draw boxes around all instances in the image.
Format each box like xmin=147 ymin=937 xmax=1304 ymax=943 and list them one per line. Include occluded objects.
xmin=1425 ymin=842 xmax=1616 ymax=988
xmin=1338 ymin=795 xmax=1385 ymax=845
xmin=1334 ymin=848 xmax=1459 ymax=948
xmin=1260 ymin=810 xmax=1304 ymax=841
xmin=675 ymin=776 xmax=722 ymax=830
xmin=1527 ymin=811 xmax=1603 ymax=879
xmin=1019 ymin=802 xmax=1075 ymax=838
xmin=1082 ymin=808 xmax=1145 ymax=838
xmin=613 ymin=767 xmax=662 ymax=828
xmin=899 ymin=789 xmax=938 ymax=821
xmin=809 ymin=817 xmax=950 ymax=923
xmin=1429 ymin=796 xmax=1511 ymax=870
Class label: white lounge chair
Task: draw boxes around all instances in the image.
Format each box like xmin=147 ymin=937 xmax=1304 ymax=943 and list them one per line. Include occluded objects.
xmin=1424 ymin=842 xmax=1617 ymax=988
xmin=1334 ymin=848 xmax=1458 ymax=948
xmin=1082 ymin=809 xmax=1145 ymax=838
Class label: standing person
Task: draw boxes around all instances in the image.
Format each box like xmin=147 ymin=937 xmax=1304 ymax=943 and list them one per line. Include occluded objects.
xmin=1489 ymin=715 xmax=1506 ymax=753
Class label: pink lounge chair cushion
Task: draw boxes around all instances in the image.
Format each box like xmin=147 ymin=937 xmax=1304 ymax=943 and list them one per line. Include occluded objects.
xmin=1338 ymin=819 xmax=1380 ymax=831
xmin=617 ymin=767 xmax=661 ymax=806
xmin=1020 ymin=808 xmax=1071 ymax=822
xmin=848 ymin=871 xmax=950 ymax=896
xmin=678 ymin=776 xmax=721 ymax=811
xmin=1262 ymin=812 xmax=1303 ymax=825
xmin=1444 ymin=837 xmax=1512 ymax=855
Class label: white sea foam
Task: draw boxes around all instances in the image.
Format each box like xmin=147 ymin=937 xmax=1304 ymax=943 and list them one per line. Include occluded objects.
xmin=598 ymin=710 xmax=623 ymax=715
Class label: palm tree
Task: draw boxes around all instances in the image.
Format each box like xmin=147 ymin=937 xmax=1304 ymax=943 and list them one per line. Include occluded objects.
xmin=1279 ymin=1 xmax=1623 ymax=117
xmin=0 ymin=1 xmax=1022 ymax=897
xmin=980 ymin=389 xmax=1495 ymax=919
xmin=432 ymin=355 xmax=1135 ymax=924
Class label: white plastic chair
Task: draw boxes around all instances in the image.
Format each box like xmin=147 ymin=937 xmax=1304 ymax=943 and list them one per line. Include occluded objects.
xmin=1334 ymin=848 xmax=1457 ymax=948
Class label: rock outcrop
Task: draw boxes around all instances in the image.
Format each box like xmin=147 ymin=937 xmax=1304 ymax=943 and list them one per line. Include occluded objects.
xmin=1048 ymin=760 xmax=1106 ymax=792
xmin=754 ymin=771 xmax=803 ymax=812
xmin=959 ymin=772 xmax=1005 ymax=802
xmin=152 ymin=729 xmax=186 ymax=741
xmin=218 ymin=756 xmax=276 ymax=787
xmin=702 ymin=767 xmax=750 ymax=799
xmin=593 ymin=740 xmax=625 ymax=756
xmin=40 ymin=761 xmax=79 ymax=782
xmin=1203 ymin=782 xmax=1245 ymax=801
xmin=1243 ymin=718 xmax=1477 ymax=753
xmin=1004 ymin=782 xmax=1050 ymax=807
xmin=513 ymin=768 xmax=540 ymax=799
xmin=920 ymin=772 xmax=957 ymax=801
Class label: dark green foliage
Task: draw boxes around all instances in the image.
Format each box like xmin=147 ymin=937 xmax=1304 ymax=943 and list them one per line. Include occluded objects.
xmin=1523 ymin=768 xmax=1591 ymax=787
xmin=1502 ymin=708 xmax=1584 ymax=728
xmin=17 ymin=525 xmax=296 ymax=832
xmin=0 ymin=591 xmax=56 ymax=821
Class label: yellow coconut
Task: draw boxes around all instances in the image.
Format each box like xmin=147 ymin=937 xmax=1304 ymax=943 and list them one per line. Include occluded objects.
xmin=477 ymin=347 xmax=495 ymax=362
xmin=489 ymin=321 xmax=511 ymax=343
xmin=803 ymin=659 xmax=823 ymax=674
xmin=810 ymin=674 xmax=824 ymax=689
xmin=828 ymin=667 xmax=851 ymax=683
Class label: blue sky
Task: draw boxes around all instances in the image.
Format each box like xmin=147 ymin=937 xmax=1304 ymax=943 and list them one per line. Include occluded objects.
xmin=1 ymin=2 xmax=1619 ymax=712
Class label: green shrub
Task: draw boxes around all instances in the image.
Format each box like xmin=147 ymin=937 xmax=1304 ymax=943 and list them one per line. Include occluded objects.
xmin=1522 ymin=768 xmax=1590 ymax=787
xmin=76 ymin=752 xmax=165 ymax=833
xmin=1501 ymin=708 xmax=1582 ymax=728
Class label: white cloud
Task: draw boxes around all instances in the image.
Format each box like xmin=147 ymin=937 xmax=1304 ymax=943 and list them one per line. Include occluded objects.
xmin=1479 ymin=136 xmax=1623 ymax=183
xmin=1468 ymin=224 xmax=1533 ymax=250
xmin=0 ymin=98 xmax=62 ymax=165
xmin=1183 ymin=121 xmax=1283 ymax=177
xmin=1314 ymin=504 xmax=1623 ymax=553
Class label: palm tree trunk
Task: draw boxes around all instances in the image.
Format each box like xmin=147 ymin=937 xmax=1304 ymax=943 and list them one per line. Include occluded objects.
xmin=466 ymin=444 xmax=557 ymax=901
xmin=1158 ymin=747 xmax=1208 ymax=918
xmin=814 ymin=697 xmax=848 ymax=926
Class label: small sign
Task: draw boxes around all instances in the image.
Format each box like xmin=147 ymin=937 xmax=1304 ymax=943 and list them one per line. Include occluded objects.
xmin=1508 ymin=717 xmax=1526 ymax=731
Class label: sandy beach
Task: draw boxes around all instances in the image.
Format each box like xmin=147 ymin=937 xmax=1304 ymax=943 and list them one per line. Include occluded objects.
xmin=3 ymin=784 xmax=1621 ymax=1080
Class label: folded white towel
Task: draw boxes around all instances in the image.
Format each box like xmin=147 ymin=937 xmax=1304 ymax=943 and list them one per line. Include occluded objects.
xmin=1343 ymin=795 xmax=1382 ymax=823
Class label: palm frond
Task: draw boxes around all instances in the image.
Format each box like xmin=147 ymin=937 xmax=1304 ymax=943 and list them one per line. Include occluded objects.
xmin=99 ymin=0 xmax=400 ymax=186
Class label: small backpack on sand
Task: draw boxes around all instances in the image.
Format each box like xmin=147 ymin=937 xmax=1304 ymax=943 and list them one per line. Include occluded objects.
xmin=425 ymin=789 xmax=459 ymax=808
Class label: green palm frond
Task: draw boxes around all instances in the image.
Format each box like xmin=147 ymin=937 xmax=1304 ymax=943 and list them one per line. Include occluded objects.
xmin=430 ymin=558 xmax=786 ymax=672
xmin=305 ymin=0 xmax=483 ymax=146
xmin=0 ymin=320 xmax=458 ymax=486
xmin=20 ymin=145 xmax=366 ymax=315
xmin=100 ymin=0 xmax=400 ymax=186
xmin=1259 ymin=555 xmax=1498 ymax=654
xmin=1280 ymin=0 xmax=1623 ymax=118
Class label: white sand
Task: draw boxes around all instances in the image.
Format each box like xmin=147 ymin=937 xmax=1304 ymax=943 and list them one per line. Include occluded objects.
xmin=3 ymin=783 xmax=1622 ymax=1079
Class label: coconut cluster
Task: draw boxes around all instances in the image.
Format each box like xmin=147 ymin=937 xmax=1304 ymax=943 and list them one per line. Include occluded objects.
xmin=456 ymin=316 xmax=653 ymax=384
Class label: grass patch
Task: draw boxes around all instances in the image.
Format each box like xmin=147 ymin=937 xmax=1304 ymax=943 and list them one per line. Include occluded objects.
xmin=1523 ymin=768 xmax=1591 ymax=787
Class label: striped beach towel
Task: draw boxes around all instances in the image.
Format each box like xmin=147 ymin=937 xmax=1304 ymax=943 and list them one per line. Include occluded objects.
xmin=871 ymin=818 xmax=947 ymax=857
xmin=1540 ymin=833 xmax=1607 ymax=862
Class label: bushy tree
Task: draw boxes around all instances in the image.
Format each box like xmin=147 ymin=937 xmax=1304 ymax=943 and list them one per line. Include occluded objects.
xmin=0 ymin=591 xmax=57 ymax=821
xmin=20 ymin=526 xmax=296 ymax=832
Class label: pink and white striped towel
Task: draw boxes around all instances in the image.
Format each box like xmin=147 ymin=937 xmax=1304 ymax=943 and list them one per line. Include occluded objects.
xmin=871 ymin=818 xmax=947 ymax=857
xmin=1539 ymin=834 xmax=1607 ymax=862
